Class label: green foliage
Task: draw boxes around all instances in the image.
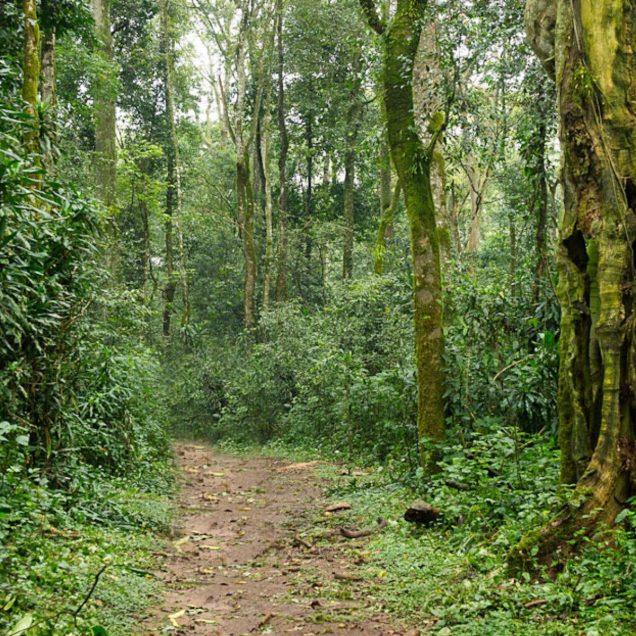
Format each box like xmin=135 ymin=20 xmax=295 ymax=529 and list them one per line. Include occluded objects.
xmin=311 ymin=439 xmax=635 ymax=635
xmin=444 ymin=267 xmax=559 ymax=434
xmin=0 ymin=69 xmax=172 ymax=635
xmin=170 ymin=275 xmax=418 ymax=462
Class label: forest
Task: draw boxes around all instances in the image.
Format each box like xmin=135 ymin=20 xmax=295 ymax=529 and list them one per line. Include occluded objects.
xmin=0 ymin=0 xmax=635 ymax=634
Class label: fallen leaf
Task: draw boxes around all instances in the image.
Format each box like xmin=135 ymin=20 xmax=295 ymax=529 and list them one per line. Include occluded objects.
xmin=173 ymin=536 xmax=190 ymax=552
xmin=168 ymin=609 xmax=186 ymax=627
xmin=325 ymin=501 xmax=351 ymax=513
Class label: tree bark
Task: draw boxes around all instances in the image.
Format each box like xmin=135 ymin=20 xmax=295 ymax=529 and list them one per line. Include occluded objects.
xmin=274 ymin=0 xmax=289 ymax=302
xmin=160 ymin=0 xmax=180 ymax=340
xmin=374 ymin=180 xmax=401 ymax=275
xmin=91 ymin=0 xmax=117 ymax=211
xmin=531 ymin=122 xmax=550 ymax=306
xmin=40 ymin=26 xmax=56 ymax=106
xmin=262 ymin=111 xmax=274 ymax=309
xmin=511 ymin=0 xmax=636 ymax=568
xmin=361 ymin=0 xmax=445 ymax=470
xmin=343 ymin=51 xmax=363 ymax=280
xmin=22 ymin=0 xmax=40 ymax=153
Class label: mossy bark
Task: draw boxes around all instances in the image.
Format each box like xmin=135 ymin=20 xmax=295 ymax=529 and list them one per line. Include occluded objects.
xmin=274 ymin=0 xmax=289 ymax=302
xmin=374 ymin=180 xmax=401 ymax=275
xmin=22 ymin=0 xmax=40 ymax=153
xmin=361 ymin=0 xmax=445 ymax=469
xmin=512 ymin=0 xmax=636 ymax=568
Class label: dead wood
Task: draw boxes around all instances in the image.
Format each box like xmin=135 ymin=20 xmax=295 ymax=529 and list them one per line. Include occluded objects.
xmin=340 ymin=517 xmax=388 ymax=539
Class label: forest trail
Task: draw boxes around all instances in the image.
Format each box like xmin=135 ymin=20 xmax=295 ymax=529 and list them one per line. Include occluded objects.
xmin=145 ymin=444 xmax=408 ymax=635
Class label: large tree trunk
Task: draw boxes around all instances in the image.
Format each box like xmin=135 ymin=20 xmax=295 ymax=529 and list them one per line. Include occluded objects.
xmin=22 ymin=0 xmax=40 ymax=153
xmin=511 ymin=0 xmax=636 ymax=568
xmin=361 ymin=0 xmax=445 ymax=470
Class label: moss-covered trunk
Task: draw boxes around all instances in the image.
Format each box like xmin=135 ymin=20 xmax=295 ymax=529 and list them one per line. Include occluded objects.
xmin=361 ymin=0 xmax=445 ymax=469
xmin=512 ymin=0 xmax=636 ymax=567
xmin=374 ymin=180 xmax=401 ymax=275
xmin=274 ymin=0 xmax=289 ymax=302
xmin=22 ymin=0 xmax=40 ymax=153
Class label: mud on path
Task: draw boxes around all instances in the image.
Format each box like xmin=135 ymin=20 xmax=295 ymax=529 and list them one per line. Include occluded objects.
xmin=144 ymin=444 xmax=411 ymax=635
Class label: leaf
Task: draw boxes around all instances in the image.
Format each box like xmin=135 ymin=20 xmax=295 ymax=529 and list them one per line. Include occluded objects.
xmin=15 ymin=435 xmax=29 ymax=446
xmin=92 ymin=627 xmax=109 ymax=636
xmin=173 ymin=536 xmax=190 ymax=552
xmin=615 ymin=508 xmax=631 ymax=524
xmin=169 ymin=609 xmax=186 ymax=627
xmin=7 ymin=614 xmax=33 ymax=636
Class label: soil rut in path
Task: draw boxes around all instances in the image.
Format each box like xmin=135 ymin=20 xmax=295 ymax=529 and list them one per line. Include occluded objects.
xmin=145 ymin=444 xmax=409 ymax=635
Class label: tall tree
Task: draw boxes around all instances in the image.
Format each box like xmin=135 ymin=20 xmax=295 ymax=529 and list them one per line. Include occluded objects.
xmin=512 ymin=0 xmax=636 ymax=566
xmin=91 ymin=0 xmax=117 ymax=212
xmin=360 ymin=0 xmax=445 ymax=469
xmin=342 ymin=51 xmax=363 ymax=280
xmin=22 ymin=0 xmax=40 ymax=153
xmin=159 ymin=0 xmax=189 ymax=339
xmin=274 ymin=0 xmax=289 ymax=301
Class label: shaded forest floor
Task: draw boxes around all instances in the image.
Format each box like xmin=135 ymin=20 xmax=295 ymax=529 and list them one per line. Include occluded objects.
xmin=145 ymin=444 xmax=406 ymax=635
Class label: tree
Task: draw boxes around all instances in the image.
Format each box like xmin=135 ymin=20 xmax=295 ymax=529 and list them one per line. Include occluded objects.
xmin=159 ymin=0 xmax=189 ymax=340
xmin=91 ymin=0 xmax=117 ymax=212
xmin=22 ymin=0 xmax=40 ymax=153
xmin=274 ymin=0 xmax=289 ymax=302
xmin=512 ymin=0 xmax=636 ymax=566
xmin=360 ymin=0 xmax=445 ymax=469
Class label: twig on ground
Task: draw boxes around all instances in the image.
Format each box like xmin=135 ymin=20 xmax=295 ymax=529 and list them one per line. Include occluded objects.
xmin=340 ymin=517 xmax=388 ymax=539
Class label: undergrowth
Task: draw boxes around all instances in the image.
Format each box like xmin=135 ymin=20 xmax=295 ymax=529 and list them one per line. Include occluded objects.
xmin=0 ymin=459 xmax=175 ymax=635
xmin=302 ymin=430 xmax=636 ymax=636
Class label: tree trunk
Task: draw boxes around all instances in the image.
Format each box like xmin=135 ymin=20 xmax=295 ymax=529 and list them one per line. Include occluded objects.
xmin=342 ymin=148 xmax=355 ymax=279
xmin=361 ymin=0 xmax=445 ymax=470
xmin=22 ymin=0 xmax=40 ymax=153
xmin=91 ymin=0 xmax=117 ymax=211
xmin=532 ymin=122 xmax=549 ymax=306
xmin=374 ymin=180 xmax=401 ymax=275
xmin=511 ymin=0 xmax=636 ymax=568
xmin=262 ymin=112 xmax=274 ymax=309
xmin=40 ymin=15 xmax=57 ymax=169
xmin=160 ymin=0 xmax=179 ymax=340
xmin=274 ymin=0 xmax=289 ymax=302
xmin=304 ymin=111 xmax=314 ymax=260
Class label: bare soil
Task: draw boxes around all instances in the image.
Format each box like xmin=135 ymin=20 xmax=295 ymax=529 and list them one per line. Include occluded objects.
xmin=143 ymin=443 xmax=411 ymax=635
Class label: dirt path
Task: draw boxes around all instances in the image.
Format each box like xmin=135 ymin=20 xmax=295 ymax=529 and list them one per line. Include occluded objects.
xmin=143 ymin=444 xmax=411 ymax=635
